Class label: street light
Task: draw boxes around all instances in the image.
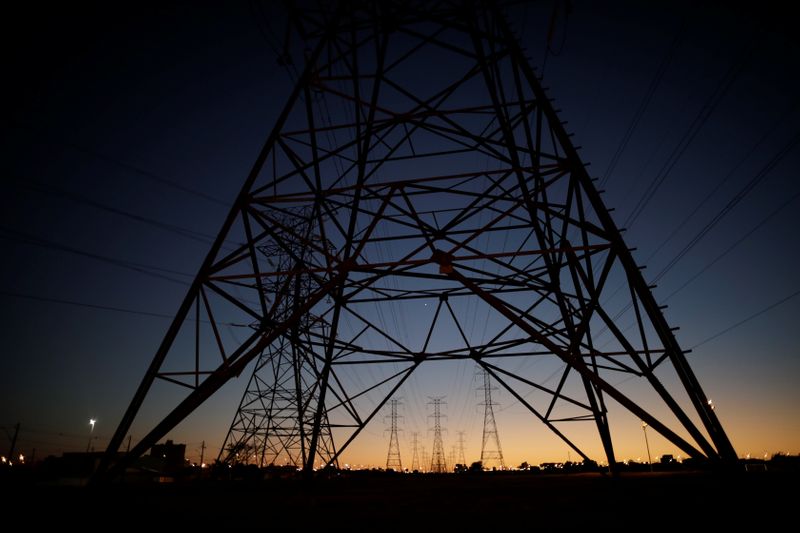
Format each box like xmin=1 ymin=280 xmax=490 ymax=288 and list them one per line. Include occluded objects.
xmin=641 ymin=421 xmax=653 ymax=472
xmin=87 ymin=419 xmax=97 ymax=453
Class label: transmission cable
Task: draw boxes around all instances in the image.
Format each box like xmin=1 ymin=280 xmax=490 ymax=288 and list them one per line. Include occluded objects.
xmin=0 ymin=289 xmax=177 ymax=320
xmin=662 ymin=189 xmax=800 ymax=303
xmin=641 ymin=101 xmax=799 ymax=265
xmin=692 ymin=288 xmax=800 ymax=349
xmin=19 ymin=179 xmax=221 ymax=247
xmin=600 ymin=21 xmax=686 ymax=187
xmin=10 ymin=119 xmax=230 ymax=209
xmin=0 ymin=226 xmax=193 ymax=286
xmin=591 ymin=130 xmax=799 ymax=341
xmin=621 ymin=35 xmax=760 ymax=230
xmin=650 ymin=130 xmax=800 ymax=285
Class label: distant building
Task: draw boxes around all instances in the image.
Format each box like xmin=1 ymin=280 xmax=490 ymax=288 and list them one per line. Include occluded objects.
xmin=56 ymin=451 xmax=106 ymax=477
xmin=539 ymin=462 xmax=564 ymax=472
xmin=149 ymin=440 xmax=186 ymax=472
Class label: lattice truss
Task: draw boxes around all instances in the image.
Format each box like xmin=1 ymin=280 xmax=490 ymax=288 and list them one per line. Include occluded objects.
xmin=219 ymin=211 xmax=337 ymax=467
xmin=99 ymin=1 xmax=735 ymax=478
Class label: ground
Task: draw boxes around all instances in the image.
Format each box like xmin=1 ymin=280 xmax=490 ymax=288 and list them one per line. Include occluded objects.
xmin=6 ymin=471 xmax=794 ymax=530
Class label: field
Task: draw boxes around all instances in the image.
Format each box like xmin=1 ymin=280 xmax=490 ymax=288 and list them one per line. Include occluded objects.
xmin=6 ymin=471 xmax=794 ymax=530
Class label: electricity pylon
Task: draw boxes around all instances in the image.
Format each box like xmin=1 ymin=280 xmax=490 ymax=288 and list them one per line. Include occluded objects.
xmin=410 ymin=432 xmax=421 ymax=472
xmin=385 ymin=399 xmax=403 ymax=471
xmin=479 ymin=370 xmax=505 ymax=470
xmin=429 ymin=397 xmax=448 ymax=473
xmin=95 ymin=0 xmax=736 ymax=482
xmin=456 ymin=431 xmax=467 ymax=467
xmin=217 ymin=210 xmax=337 ymax=468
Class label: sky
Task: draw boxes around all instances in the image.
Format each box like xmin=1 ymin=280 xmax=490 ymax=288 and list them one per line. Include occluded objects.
xmin=1 ymin=1 xmax=799 ymax=469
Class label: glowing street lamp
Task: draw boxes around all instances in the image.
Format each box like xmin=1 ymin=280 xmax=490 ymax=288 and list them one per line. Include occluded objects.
xmin=641 ymin=421 xmax=653 ymax=472
xmin=87 ymin=419 xmax=97 ymax=453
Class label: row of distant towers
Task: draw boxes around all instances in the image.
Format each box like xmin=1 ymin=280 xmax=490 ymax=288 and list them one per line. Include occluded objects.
xmin=385 ymin=369 xmax=505 ymax=472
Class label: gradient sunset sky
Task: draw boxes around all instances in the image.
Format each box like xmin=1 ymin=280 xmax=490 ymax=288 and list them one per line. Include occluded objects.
xmin=2 ymin=1 xmax=798 ymax=468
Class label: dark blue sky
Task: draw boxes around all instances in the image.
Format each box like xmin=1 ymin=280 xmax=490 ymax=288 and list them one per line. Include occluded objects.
xmin=2 ymin=1 xmax=798 ymax=465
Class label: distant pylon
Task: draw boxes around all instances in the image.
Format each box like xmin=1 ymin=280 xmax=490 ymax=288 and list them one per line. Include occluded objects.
xmin=428 ymin=397 xmax=447 ymax=473
xmin=410 ymin=432 xmax=421 ymax=472
xmin=421 ymin=446 xmax=429 ymax=474
xmin=456 ymin=431 xmax=467 ymax=466
xmin=385 ymin=399 xmax=403 ymax=471
xmin=479 ymin=370 xmax=505 ymax=470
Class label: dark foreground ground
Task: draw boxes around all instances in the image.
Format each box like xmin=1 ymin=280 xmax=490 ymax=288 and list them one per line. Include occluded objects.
xmin=3 ymin=471 xmax=796 ymax=530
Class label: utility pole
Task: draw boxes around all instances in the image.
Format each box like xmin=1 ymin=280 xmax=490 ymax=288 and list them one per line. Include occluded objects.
xmin=642 ymin=422 xmax=653 ymax=472
xmin=200 ymin=440 xmax=206 ymax=467
xmin=86 ymin=419 xmax=96 ymax=453
xmin=479 ymin=370 xmax=506 ymax=470
xmin=428 ymin=397 xmax=447 ymax=473
xmin=410 ymin=432 xmax=420 ymax=472
xmin=385 ymin=399 xmax=403 ymax=471
xmin=7 ymin=422 xmax=20 ymax=463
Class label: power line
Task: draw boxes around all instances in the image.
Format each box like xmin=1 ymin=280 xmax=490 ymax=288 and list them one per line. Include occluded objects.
xmin=662 ymin=189 xmax=800 ymax=303
xmin=597 ymin=189 xmax=800 ymax=352
xmin=20 ymin=179 xmax=220 ymax=246
xmin=642 ymin=101 xmax=800 ymax=265
xmin=622 ymin=35 xmax=759 ymax=229
xmin=593 ymin=129 xmax=800 ymax=342
xmin=692 ymin=288 xmax=800 ymax=349
xmin=0 ymin=289 xmax=175 ymax=320
xmin=600 ymin=20 xmax=686 ymax=187
xmin=651 ymin=130 xmax=800 ymax=285
xmin=0 ymin=226 xmax=192 ymax=286
xmin=10 ymin=119 xmax=229 ymax=208
xmin=0 ymin=289 xmax=241 ymax=326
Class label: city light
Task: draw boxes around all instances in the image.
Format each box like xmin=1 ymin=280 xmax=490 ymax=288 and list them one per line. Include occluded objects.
xmin=89 ymin=418 xmax=96 ymax=431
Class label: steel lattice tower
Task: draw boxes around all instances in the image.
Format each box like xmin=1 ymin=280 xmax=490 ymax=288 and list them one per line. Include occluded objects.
xmin=385 ymin=399 xmax=403 ymax=471
xmin=410 ymin=432 xmax=421 ymax=472
xmin=456 ymin=431 xmax=467 ymax=467
xmin=217 ymin=210 xmax=337 ymax=468
xmin=479 ymin=369 xmax=505 ymax=470
xmin=429 ymin=397 xmax=448 ymax=473
xmin=95 ymin=0 xmax=737 ymax=482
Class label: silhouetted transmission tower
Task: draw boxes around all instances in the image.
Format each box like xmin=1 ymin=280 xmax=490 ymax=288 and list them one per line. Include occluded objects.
xmin=456 ymin=431 xmax=467 ymax=467
xmin=410 ymin=432 xmax=421 ymax=472
xmin=429 ymin=397 xmax=448 ymax=473
xmin=217 ymin=209 xmax=337 ymax=468
xmin=479 ymin=369 xmax=505 ymax=470
xmin=385 ymin=399 xmax=403 ymax=471
xmin=95 ymin=0 xmax=737 ymax=482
